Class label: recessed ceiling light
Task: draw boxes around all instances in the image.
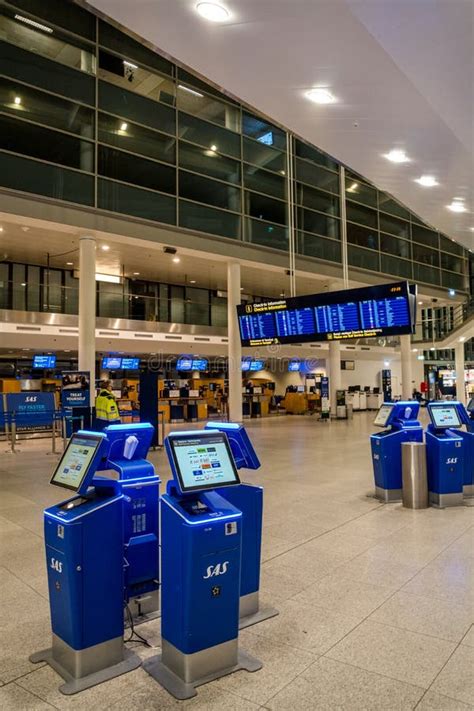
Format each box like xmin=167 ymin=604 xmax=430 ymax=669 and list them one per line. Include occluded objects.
xmin=196 ymin=2 xmax=230 ymax=22
xmin=101 ymin=245 xmax=110 ymax=251
xmin=459 ymin=336 xmax=466 ymax=342
xmin=178 ymin=84 xmax=204 ymax=98
xmin=305 ymin=87 xmax=337 ymax=104
xmin=14 ymin=14 xmax=53 ymax=33
xmin=133 ymin=271 xmax=140 ymax=276
xmin=240 ymin=287 xmax=244 ymax=290
xmin=172 ymin=256 xmax=180 ymax=263
xmin=448 ymin=289 xmax=456 ymax=296
xmin=383 ymin=149 xmax=410 ymax=163
xmin=418 ymin=301 xmax=423 ymax=305
xmin=347 ymin=182 xmax=358 ymax=193
xmin=189 ymin=279 xmax=196 ymax=284
xmin=384 ymin=361 xmax=390 ymax=367
xmin=120 ymin=122 xmax=128 ymax=131
xmin=21 ymin=282 xmax=26 ymax=287
xmin=469 ymin=227 xmax=474 ymax=232
xmin=64 ymin=349 xmax=71 ymax=353
xmin=0 ymin=226 xmax=3 ymax=232
xmin=412 ymin=348 xmax=418 ymax=353
xmin=414 ymin=175 xmax=438 ymax=187
xmin=14 ymin=96 xmax=21 ymax=106
xmin=66 ymin=261 xmax=73 ymax=266
xmin=447 ymin=198 xmax=467 ymax=213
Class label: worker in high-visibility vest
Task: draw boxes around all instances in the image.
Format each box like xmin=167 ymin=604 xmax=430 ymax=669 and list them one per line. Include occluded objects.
xmin=94 ymin=380 xmax=121 ymax=430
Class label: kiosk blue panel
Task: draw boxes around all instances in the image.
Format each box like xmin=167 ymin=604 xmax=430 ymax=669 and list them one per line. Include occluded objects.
xmin=426 ymin=402 xmax=465 ymax=507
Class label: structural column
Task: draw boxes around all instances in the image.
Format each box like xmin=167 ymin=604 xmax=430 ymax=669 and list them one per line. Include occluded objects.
xmin=329 ymin=340 xmax=341 ymax=416
xmin=455 ymin=341 xmax=466 ymax=405
xmin=400 ymin=334 xmax=413 ymax=400
xmin=78 ymin=236 xmax=96 ymax=407
xmin=227 ymin=260 xmax=242 ymax=422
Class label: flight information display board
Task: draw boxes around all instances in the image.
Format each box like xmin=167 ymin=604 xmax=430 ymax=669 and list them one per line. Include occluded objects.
xmin=237 ymin=281 xmax=415 ymax=346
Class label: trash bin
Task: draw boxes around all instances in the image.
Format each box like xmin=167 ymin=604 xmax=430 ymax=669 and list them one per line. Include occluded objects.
xmin=346 ymin=403 xmax=354 ymax=420
xmin=402 ymin=442 xmax=428 ymax=509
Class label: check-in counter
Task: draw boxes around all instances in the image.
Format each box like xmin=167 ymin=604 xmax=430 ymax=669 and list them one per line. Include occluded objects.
xmin=359 ymin=392 xmax=367 ymax=411
xmin=242 ymin=393 xmax=270 ymax=418
xmin=367 ymin=392 xmax=384 ymax=410
xmin=283 ymin=392 xmax=308 ymax=415
xmin=159 ymin=394 xmax=208 ymax=424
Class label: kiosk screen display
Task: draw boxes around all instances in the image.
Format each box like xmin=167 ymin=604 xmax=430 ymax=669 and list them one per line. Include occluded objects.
xmin=50 ymin=433 xmax=103 ymax=491
xmin=374 ymin=404 xmax=394 ymax=427
xmin=430 ymin=405 xmax=462 ymax=429
xmin=170 ymin=433 xmax=240 ymax=492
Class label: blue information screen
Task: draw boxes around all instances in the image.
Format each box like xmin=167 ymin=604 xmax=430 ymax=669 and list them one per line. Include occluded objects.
xmin=241 ymin=359 xmax=251 ymax=371
xmin=176 ymin=357 xmax=193 ymax=370
xmin=33 ymin=355 xmax=56 ymax=368
xmin=288 ymin=361 xmax=301 ymax=372
xmin=237 ymin=281 xmax=414 ymax=346
xmin=191 ymin=358 xmax=208 ymax=371
xmin=121 ymin=358 xmax=140 ymax=370
xmin=249 ymin=360 xmax=265 ymax=371
xmin=102 ymin=357 xmax=122 ymax=369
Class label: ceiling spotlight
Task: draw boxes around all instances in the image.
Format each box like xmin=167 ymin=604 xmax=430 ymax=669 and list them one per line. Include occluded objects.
xmin=384 ymin=149 xmax=410 ymax=164
xmin=172 ymin=257 xmax=180 ymax=263
xmin=447 ymin=198 xmax=467 ymax=213
xmin=412 ymin=348 xmax=418 ymax=353
xmin=14 ymin=96 xmax=22 ymax=106
xmin=123 ymin=60 xmax=138 ymax=70
xmin=347 ymin=182 xmax=359 ymax=193
xmin=66 ymin=261 xmax=73 ymax=266
xmin=133 ymin=271 xmax=140 ymax=276
xmin=418 ymin=301 xmax=423 ymax=305
xmin=14 ymin=14 xmax=53 ymax=33
xmin=21 ymin=282 xmax=26 ymax=287
xmin=0 ymin=227 xmax=3 ymax=232
xmin=459 ymin=336 xmax=466 ymax=342
xmin=430 ymin=346 xmax=436 ymax=351
xmin=448 ymin=289 xmax=456 ymax=296
xmin=305 ymin=87 xmax=337 ymax=104
xmin=469 ymin=227 xmax=474 ymax=232
xmin=101 ymin=244 xmax=110 ymax=251
xmin=189 ymin=279 xmax=197 ymax=284
xmin=415 ymin=175 xmax=438 ymax=187
xmin=120 ymin=122 xmax=128 ymax=131
xmin=196 ymin=2 xmax=230 ymax=22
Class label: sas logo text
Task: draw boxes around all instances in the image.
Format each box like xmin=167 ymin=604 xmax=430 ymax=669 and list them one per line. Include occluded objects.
xmin=203 ymin=561 xmax=229 ymax=579
xmin=25 ymin=396 xmax=37 ymax=403
xmin=446 ymin=458 xmax=458 ymax=465
xmin=50 ymin=558 xmax=63 ymax=574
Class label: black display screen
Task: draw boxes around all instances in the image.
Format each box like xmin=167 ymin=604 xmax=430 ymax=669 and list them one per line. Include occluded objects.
xmin=237 ymin=281 xmax=415 ymax=346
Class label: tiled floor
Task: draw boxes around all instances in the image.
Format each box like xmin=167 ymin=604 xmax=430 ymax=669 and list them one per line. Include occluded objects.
xmin=0 ymin=413 xmax=473 ymax=710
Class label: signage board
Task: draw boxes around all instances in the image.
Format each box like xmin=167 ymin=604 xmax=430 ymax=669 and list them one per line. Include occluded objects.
xmin=61 ymin=372 xmax=90 ymax=408
xmin=6 ymin=392 xmax=55 ymax=427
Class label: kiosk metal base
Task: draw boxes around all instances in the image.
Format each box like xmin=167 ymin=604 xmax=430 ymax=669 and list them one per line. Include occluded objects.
xmin=143 ymin=639 xmax=262 ymax=700
xmin=375 ymin=486 xmax=402 ymax=503
xmin=429 ymin=492 xmax=464 ymax=508
xmin=29 ymin=634 xmax=141 ymax=695
xmin=239 ymin=592 xmax=279 ymax=629
xmin=463 ymin=485 xmax=474 ymax=498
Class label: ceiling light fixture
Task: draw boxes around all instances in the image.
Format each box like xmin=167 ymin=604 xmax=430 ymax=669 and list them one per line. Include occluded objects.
xmin=66 ymin=262 xmax=73 ymax=266
xmin=0 ymin=227 xmax=3 ymax=232
xmin=305 ymin=87 xmax=337 ymax=105
xmin=14 ymin=96 xmax=21 ymax=106
xmin=14 ymin=14 xmax=53 ymax=33
xmin=414 ymin=175 xmax=438 ymax=187
xmin=101 ymin=244 xmax=110 ymax=251
xmin=133 ymin=271 xmax=140 ymax=276
xmin=178 ymin=84 xmax=204 ymax=98
xmin=95 ymin=273 xmax=121 ymax=284
xmin=189 ymin=279 xmax=196 ymax=284
xmin=172 ymin=257 xmax=180 ymax=263
xmin=448 ymin=289 xmax=456 ymax=296
xmin=123 ymin=60 xmax=138 ymax=70
xmin=347 ymin=182 xmax=358 ymax=193
xmin=447 ymin=198 xmax=467 ymax=213
xmin=459 ymin=336 xmax=466 ymax=342
xmin=120 ymin=122 xmax=128 ymax=131
xmin=195 ymin=2 xmax=231 ymax=22
xmin=418 ymin=301 xmax=423 ymax=305
xmin=383 ymin=149 xmax=410 ymax=164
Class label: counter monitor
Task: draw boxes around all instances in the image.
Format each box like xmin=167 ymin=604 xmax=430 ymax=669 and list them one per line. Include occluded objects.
xmin=102 ymin=356 xmax=122 ymax=369
xmin=466 ymin=398 xmax=474 ymax=414
xmin=121 ymin=357 xmax=140 ymax=370
xmin=33 ymin=355 xmax=56 ymax=369
xmin=169 ymin=432 xmax=240 ymax=493
xmin=374 ymin=404 xmax=395 ymax=427
xmin=429 ymin=405 xmax=462 ymax=429
xmin=50 ymin=432 xmax=104 ymax=493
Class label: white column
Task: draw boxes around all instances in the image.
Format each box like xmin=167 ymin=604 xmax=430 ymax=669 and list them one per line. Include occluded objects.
xmin=227 ymin=261 xmax=242 ymax=422
xmin=400 ymin=334 xmax=413 ymax=400
xmin=329 ymin=340 xmax=341 ymax=416
xmin=455 ymin=341 xmax=466 ymax=405
xmin=79 ymin=236 xmax=96 ymax=407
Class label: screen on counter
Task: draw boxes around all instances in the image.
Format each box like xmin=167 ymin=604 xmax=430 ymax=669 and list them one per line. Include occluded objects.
xmin=288 ymin=361 xmax=301 ymax=371
xmin=50 ymin=433 xmax=103 ymax=491
xmin=249 ymin=360 xmax=264 ymax=371
xmin=191 ymin=358 xmax=208 ymax=371
xmin=430 ymin=405 xmax=462 ymax=429
xmin=176 ymin=356 xmax=193 ymax=371
xmin=121 ymin=357 xmax=140 ymax=370
xmin=102 ymin=356 xmax=122 ymax=369
xmin=169 ymin=432 xmax=240 ymax=492
xmin=374 ymin=404 xmax=395 ymax=427
xmin=241 ymin=359 xmax=251 ymax=371
xmin=237 ymin=281 xmax=414 ymax=346
xmin=33 ymin=355 xmax=56 ymax=368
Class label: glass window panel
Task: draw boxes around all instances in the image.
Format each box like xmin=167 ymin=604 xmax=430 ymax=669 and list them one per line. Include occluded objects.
xmin=0 ymin=264 xmax=9 ymax=309
xmin=298 ymin=208 xmax=340 ymax=239
xmin=43 ymin=269 xmax=62 ymax=312
xmin=9 ymin=0 xmax=96 ymax=40
xmin=381 ymin=254 xmax=413 ymax=279
xmin=98 ymin=282 xmax=125 ymax=318
xmin=379 ymin=213 xmax=410 ymax=239
xmin=347 ymin=223 xmax=379 ymax=250
xmin=0 ymin=79 xmax=94 ymax=138
xmin=177 ymin=86 xmax=239 ymax=131
xmin=245 ymin=191 xmax=286 ymax=225
xmin=170 ymin=286 xmax=185 ymax=323
xmin=297 ymin=232 xmax=341 ymax=263
xmin=211 ymin=294 xmax=227 ymax=327
xmin=244 ymin=218 xmax=288 ymax=251
xmin=411 ymin=223 xmax=439 ymax=248
xmin=98 ymin=50 xmax=175 ymax=106
xmin=242 ymin=112 xmax=286 ymax=150
xmin=179 ymin=112 xmax=241 ymax=158
xmin=99 ymin=81 xmax=176 ymax=135
xmin=27 ymin=265 xmax=40 ymax=311
xmin=99 ymin=20 xmax=172 ymax=75
xmin=159 ymin=283 xmax=169 ymax=322
xmin=347 ymin=202 xmax=378 ymax=228
xmin=378 ymin=193 xmax=411 ymax=219
xmin=179 ymin=171 xmax=241 ymax=211
xmin=440 ymin=235 xmax=465 ymax=256
xmin=185 ymin=287 xmax=209 ymax=326
xmin=64 ymin=271 xmax=78 ymax=314
xmin=180 ymin=141 xmax=240 ymax=184
xmin=179 ymin=200 xmax=240 ymax=239
xmin=99 ymin=114 xmax=175 ymax=164
xmin=244 ymin=164 xmax=285 ymax=200
xmin=295 ymin=139 xmax=338 ymax=171
xmin=1 ymin=40 xmax=95 ymax=105
xmin=413 ymin=263 xmax=440 ymax=286
xmin=345 ymin=179 xmax=377 ymax=207
xmin=243 ymin=137 xmax=285 ymax=173
xmin=294 ymin=158 xmax=339 ymax=193
xmin=177 ymin=67 xmax=239 ymax=103
xmin=413 ymin=243 xmax=439 ymax=267
xmin=0 ymin=115 xmax=92 ymax=170
xmin=98 ymin=179 xmax=176 ymax=224
xmin=441 ymin=271 xmax=467 ymax=291
xmin=348 ymin=246 xmax=379 ymax=271
xmin=0 ymin=10 xmax=95 ymax=73
xmin=0 ymin=152 xmax=94 ymax=205
xmin=440 ymin=252 xmax=465 ymax=274
xmin=12 ymin=265 xmax=26 ymax=310
xmin=99 ymin=146 xmax=175 ymax=194
xmin=380 ymin=233 xmax=411 ymax=259
xmin=296 ymin=183 xmax=339 ymax=215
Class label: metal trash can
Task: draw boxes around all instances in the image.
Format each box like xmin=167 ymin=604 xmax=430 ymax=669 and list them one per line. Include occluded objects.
xmin=402 ymin=442 xmax=428 ymax=509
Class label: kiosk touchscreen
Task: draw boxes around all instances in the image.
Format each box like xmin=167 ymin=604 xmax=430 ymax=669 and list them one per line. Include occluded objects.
xmin=426 ymin=402 xmax=465 ymax=507
xmin=167 ymin=431 xmax=240 ymax=494
xmin=373 ymin=404 xmax=394 ymax=428
xmin=51 ymin=432 xmax=105 ymax=495
xmin=429 ymin=404 xmax=462 ymax=429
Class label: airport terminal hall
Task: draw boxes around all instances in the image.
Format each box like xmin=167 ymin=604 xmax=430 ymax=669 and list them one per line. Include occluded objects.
xmin=1 ymin=0 xmax=474 ymax=709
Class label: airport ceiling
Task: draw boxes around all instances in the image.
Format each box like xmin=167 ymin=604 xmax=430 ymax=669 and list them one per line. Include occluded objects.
xmin=89 ymin=0 xmax=474 ymax=252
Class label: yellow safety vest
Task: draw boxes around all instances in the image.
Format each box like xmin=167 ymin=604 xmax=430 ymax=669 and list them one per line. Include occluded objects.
xmin=95 ymin=390 xmax=120 ymax=421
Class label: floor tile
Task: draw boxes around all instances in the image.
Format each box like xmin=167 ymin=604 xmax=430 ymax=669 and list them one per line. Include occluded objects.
xmin=461 ymin=625 xmax=474 ymax=647
xmin=326 ymin=619 xmax=456 ymax=688
xmin=333 ymin=550 xmax=421 ymax=591
xmin=266 ymin=656 xmax=424 ymax=710
xmin=415 ymin=690 xmax=473 ymax=710
xmin=0 ymin=682 xmax=54 ymax=710
xmin=430 ymin=644 xmax=474 ymax=706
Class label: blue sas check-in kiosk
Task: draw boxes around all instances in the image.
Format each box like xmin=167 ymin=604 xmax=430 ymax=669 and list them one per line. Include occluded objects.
xmin=462 ymin=398 xmax=474 ymax=497
xmin=29 ymin=431 xmax=141 ymax=694
xmin=205 ymin=422 xmax=278 ymax=628
xmin=97 ymin=423 xmax=160 ymax=622
xmin=426 ymin=402 xmax=465 ymax=507
xmin=371 ymin=401 xmax=423 ymax=502
xmin=144 ymin=429 xmax=262 ymax=700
